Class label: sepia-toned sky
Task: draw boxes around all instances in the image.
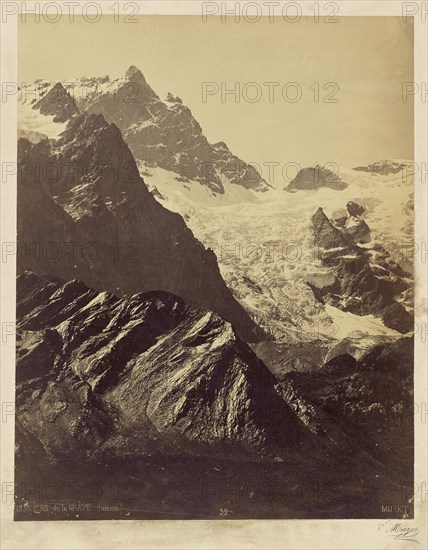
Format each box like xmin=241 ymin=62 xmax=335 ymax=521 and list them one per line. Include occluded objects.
xmin=19 ymin=16 xmax=413 ymax=170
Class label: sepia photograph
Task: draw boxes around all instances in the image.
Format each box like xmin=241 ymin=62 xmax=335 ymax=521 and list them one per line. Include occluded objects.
xmin=1 ymin=1 xmax=427 ymax=549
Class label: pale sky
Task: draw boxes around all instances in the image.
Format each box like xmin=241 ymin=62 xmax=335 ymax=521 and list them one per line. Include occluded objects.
xmin=19 ymin=16 xmax=414 ymax=174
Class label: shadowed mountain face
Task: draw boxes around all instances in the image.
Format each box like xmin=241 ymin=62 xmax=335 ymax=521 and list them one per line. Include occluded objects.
xmin=310 ymin=207 xmax=413 ymax=333
xmin=250 ymin=340 xmax=330 ymax=378
xmin=16 ymin=271 xmax=414 ymax=519
xmin=17 ymin=91 xmax=264 ymax=342
xmin=16 ymin=271 xmax=305 ymax=460
xmin=73 ymin=66 xmax=270 ymax=194
xmin=280 ymin=336 xmax=413 ymax=476
xmin=33 ymin=82 xmax=79 ymax=122
xmin=285 ymin=165 xmax=348 ymax=191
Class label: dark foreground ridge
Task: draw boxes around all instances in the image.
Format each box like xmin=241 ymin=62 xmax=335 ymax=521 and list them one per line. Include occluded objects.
xmin=15 ymin=271 xmax=413 ymax=520
xmin=16 ymin=271 xmax=301 ymax=459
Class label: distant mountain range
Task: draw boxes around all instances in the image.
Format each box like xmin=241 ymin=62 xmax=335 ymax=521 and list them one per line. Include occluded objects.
xmin=353 ymin=159 xmax=411 ymax=176
xmin=26 ymin=66 xmax=270 ymax=194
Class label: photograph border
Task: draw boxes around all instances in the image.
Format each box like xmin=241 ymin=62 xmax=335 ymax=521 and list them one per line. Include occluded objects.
xmin=1 ymin=1 xmax=427 ymax=548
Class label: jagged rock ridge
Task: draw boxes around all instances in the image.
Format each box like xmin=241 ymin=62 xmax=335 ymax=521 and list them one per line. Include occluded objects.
xmin=309 ymin=207 xmax=413 ymax=333
xmin=15 ymin=271 xmax=414 ymax=518
xmin=18 ymin=86 xmax=264 ymax=342
xmin=33 ymin=82 xmax=79 ymax=122
xmin=70 ymin=66 xmax=271 ymax=194
xmin=331 ymin=201 xmax=371 ymax=244
xmin=16 ymin=271 xmax=303 ymax=459
xmin=280 ymin=336 xmax=413 ymax=478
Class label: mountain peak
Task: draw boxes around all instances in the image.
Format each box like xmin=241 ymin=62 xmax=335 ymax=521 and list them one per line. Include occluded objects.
xmin=33 ymin=82 xmax=79 ymax=123
xmin=51 ymin=81 xmax=67 ymax=93
xmin=286 ymin=166 xmax=348 ymax=192
xmin=125 ymin=65 xmax=146 ymax=81
xmin=71 ymin=68 xmax=269 ymax=193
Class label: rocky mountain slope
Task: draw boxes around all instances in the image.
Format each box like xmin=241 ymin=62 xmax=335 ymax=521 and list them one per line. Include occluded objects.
xmin=280 ymin=336 xmax=413 ymax=477
xmin=250 ymin=340 xmax=330 ymax=378
xmin=16 ymin=271 xmax=312 ymax=460
xmin=18 ymin=85 xmax=263 ymax=342
xmin=310 ymin=206 xmax=413 ymax=333
xmin=16 ymin=271 xmax=414 ymax=519
xmin=61 ymin=66 xmax=270 ymax=194
xmin=285 ymin=164 xmax=348 ymax=191
xmin=33 ymin=82 xmax=79 ymax=122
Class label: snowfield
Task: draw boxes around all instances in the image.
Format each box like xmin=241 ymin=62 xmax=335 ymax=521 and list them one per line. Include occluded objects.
xmin=18 ymin=100 xmax=67 ymax=142
xmin=143 ymin=163 xmax=413 ymax=343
